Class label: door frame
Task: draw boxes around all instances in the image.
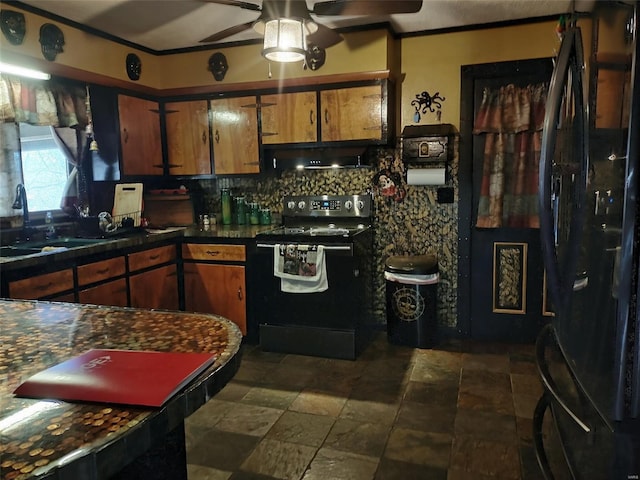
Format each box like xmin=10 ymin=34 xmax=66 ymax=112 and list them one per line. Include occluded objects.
xmin=457 ymin=58 xmax=554 ymax=338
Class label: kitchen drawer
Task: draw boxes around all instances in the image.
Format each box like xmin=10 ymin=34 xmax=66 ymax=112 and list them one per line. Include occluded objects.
xmin=9 ymin=269 xmax=74 ymax=299
xmin=77 ymin=257 xmax=126 ymax=286
xmin=128 ymin=245 xmax=176 ymax=272
xmin=182 ymin=243 xmax=246 ymax=262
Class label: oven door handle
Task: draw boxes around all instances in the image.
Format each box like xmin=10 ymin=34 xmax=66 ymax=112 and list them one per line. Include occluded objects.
xmin=257 ymin=243 xmax=352 ymax=251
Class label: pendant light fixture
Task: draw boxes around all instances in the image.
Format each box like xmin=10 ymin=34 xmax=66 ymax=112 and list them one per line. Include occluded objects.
xmin=261 ymin=17 xmax=306 ymax=63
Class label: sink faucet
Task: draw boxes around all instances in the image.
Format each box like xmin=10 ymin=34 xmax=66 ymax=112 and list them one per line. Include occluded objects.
xmin=12 ymin=183 xmax=32 ymax=240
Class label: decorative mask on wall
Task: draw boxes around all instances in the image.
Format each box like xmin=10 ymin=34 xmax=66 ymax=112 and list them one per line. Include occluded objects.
xmin=1 ymin=10 xmax=26 ymax=45
xmin=207 ymin=52 xmax=228 ymax=81
xmin=373 ymin=168 xmax=406 ymax=203
xmin=126 ymin=53 xmax=142 ymax=81
xmin=39 ymin=23 xmax=65 ymax=61
xmin=305 ymin=44 xmax=326 ymax=71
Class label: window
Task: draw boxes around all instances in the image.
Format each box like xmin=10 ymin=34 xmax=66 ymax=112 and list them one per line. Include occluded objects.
xmin=18 ymin=123 xmax=76 ymax=214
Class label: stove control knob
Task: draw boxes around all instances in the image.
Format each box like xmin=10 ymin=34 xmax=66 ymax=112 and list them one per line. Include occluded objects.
xmin=287 ymin=201 xmax=296 ymax=210
xmin=357 ymin=200 xmax=365 ymax=211
xmin=344 ymin=200 xmax=353 ymax=211
xmin=297 ymin=201 xmax=306 ymax=211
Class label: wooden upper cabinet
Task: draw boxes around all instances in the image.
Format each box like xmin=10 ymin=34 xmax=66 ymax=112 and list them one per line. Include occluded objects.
xmin=261 ymin=92 xmax=318 ymax=144
xmin=211 ymin=96 xmax=260 ymax=174
xmin=118 ymin=94 xmax=163 ymax=176
xmin=165 ymin=100 xmax=212 ymax=175
xmin=320 ymin=84 xmax=384 ymax=142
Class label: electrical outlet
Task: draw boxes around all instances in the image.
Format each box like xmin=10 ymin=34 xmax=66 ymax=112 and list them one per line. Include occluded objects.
xmin=437 ymin=187 xmax=454 ymax=203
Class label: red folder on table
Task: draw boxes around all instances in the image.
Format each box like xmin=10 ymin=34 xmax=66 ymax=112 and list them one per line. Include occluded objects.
xmin=13 ymin=349 xmax=216 ymax=407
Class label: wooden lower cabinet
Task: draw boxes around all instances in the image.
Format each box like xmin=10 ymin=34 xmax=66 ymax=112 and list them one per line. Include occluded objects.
xmin=9 ymin=269 xmax=74 ymax=300
xmin=129 ymin=264 xmax=179 ymax=310
xmin=79 ymin=278 xmax=128 ymax=307
xmin=183 ymin=263 xmax=246 ymax=335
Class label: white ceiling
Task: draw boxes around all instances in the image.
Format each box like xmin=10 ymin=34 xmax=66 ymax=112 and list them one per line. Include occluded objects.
xmin=14 ymin=0 xmax=596 ymax=53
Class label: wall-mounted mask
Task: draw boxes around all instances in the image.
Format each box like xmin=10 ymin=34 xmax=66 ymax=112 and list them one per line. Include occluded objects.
xmin=305 ymin=44 xmax=326 ymax=71
xmin=1 ymin=10 xmax=26 ymax=45
xmin=126 ymin=53 xmax=142 ymax=81
xmin=207 ymin=52 xmax=228 ymax=81
xmin=39 ymin=23 xmax=65 ymax=61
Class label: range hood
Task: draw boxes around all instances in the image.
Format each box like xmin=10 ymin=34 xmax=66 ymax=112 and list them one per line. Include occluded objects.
xmin=265 ymin=147 xmax=371 ymax=171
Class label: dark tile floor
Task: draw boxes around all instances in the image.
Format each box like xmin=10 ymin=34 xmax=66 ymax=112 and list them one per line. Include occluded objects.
xmin=185 ymin=333 xmax=545 ymax=480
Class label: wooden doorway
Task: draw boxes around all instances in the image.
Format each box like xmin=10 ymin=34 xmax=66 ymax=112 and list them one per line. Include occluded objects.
xmin=458 ymin=58 xmax=554 ymax=342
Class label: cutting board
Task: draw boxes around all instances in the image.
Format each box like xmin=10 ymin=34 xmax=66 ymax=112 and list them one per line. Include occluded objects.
xmin=113 ymin=183 xmax=143 ymax=226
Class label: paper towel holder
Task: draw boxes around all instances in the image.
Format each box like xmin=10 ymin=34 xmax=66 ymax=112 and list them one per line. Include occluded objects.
xmin=400 ymin=124 xmax=456 ymax=166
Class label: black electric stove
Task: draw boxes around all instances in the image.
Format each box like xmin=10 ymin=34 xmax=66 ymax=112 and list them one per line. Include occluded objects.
xmin=251 ymin=195 xmax=375 ymax=359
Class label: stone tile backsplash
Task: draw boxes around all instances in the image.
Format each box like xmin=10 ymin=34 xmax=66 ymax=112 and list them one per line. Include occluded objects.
xmin=195 ymin=142 xmax=459 ymax=330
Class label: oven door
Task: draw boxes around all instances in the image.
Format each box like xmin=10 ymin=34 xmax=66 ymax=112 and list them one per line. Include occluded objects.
xmin=251 ymin=241 xmax=369 ymax=359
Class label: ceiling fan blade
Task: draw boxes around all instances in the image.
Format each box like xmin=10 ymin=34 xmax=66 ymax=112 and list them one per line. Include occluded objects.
xmin=199 ymin=0 xmax=262 ymax=12
xmin=312 ymin=0 xmax=423 ymax=16
xmin=199 ymin=21 xmax=255 ymax=43
xmin=307 ymin=23 xmax=343 ymax=48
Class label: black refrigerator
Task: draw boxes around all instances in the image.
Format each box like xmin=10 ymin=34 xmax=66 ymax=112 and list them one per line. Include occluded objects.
xmin=534 ymin=2 xmax=640 ymax=478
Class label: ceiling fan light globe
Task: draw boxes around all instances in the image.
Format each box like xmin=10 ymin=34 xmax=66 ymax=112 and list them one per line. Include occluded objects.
xmin=262 ymin=18 xmax=306 ymax=63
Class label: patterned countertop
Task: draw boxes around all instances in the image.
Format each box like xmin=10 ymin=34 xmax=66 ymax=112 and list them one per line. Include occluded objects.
xmin=0 ymin=299 xmax=242 ymax=480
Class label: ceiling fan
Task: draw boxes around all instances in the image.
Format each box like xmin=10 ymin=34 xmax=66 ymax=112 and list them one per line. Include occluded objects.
xmin=198 ymin=0 xmax=424 ymax=50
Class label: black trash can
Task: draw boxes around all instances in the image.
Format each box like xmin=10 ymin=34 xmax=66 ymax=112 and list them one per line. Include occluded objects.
xmin=385 ymin=254 xmax=439 ymax=348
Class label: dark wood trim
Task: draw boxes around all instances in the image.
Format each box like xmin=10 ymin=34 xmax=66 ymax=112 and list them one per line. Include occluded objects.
xmin=160 ymin=71 xmax=391 ymax=97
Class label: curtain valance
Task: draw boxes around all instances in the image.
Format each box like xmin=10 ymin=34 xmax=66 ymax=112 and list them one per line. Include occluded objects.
xmin=0 ymin=74 xmax=88 ymax=128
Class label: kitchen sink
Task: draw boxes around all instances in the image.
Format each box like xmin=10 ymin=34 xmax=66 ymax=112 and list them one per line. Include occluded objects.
xmin=19 ymin=238 xmax=107 ymax=249
xmin=0 ymin=246 xmax=42 ymax=257
xmin=0 ymin=238 xmax=107 ymax=258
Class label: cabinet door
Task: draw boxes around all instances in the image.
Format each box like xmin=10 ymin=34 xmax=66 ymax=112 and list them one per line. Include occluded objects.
xmin=79 ymin=278 xmax=128 ymax=307
xmin=211 ymin=96 xmax=260 ymax=174
xmin=129 ymin=264 xmax=178 ymax=310
xmin=165 ymin=100 xmax=212 ymax=175
xmin=320 ymin=85 xmax=383 ymax=142
xmin=9 ymin=269 xmax=74 ymax=300
xmin=261 ymin=92 xmax=317 ymax=144
xmin=118 ymin=94 xmax=163 ymax=176
xmin=183 ymin=263 xmax=246 ymax=335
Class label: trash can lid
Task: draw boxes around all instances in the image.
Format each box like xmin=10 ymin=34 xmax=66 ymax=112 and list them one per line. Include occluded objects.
xmin=385 ymin=254 xmax=438 ymax=275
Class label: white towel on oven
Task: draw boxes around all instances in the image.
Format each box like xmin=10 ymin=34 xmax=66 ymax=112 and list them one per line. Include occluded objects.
xmin=273 ymin=244 xmax=328 ymax=293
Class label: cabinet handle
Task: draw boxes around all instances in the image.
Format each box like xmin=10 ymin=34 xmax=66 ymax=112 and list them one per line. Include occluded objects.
xmin=123 ymin=128 xmax=129 ymax=143
xmin=35 ymin=281 xmax=54 ymax=292
xmin=152 ymin=164 xmax=164 ymax=168
xmin=237 ymin=286 xmax=243 ymax=300
xmin=214 ymin=130 xmax=220 ymax=143
xmin=148 ymin=254 xmax=160 ymax=260
xmin=202 ymin=131 xmax=207 ymax=143
xmin=324 ymin=108 xmax=329 ymax=124
xmin=206 ymin=250 xmax=220 ymax=256
xmin=363 ymin=126 xmax=380 ymax=131
xmin=96 ymin=268 xmax=110 ymax=275
xmin=310 ymin=110 xmax=314 ymax=125
xmin=167 ymin=164 xmax=183 ymax=168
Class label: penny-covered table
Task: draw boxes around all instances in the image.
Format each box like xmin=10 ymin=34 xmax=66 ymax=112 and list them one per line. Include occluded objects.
xmin=0 ymin=299 xmax=243 ymax=480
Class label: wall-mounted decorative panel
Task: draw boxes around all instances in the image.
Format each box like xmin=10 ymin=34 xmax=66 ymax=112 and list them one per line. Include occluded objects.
xmin=493 ymin=242 xmax=527 ymax=314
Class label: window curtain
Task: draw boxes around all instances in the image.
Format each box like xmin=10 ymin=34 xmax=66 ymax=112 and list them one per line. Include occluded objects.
xmin=474 ymin=83 xmax=547 ymax=228
xmin=0 ymin=74 xmax=89 ymax=219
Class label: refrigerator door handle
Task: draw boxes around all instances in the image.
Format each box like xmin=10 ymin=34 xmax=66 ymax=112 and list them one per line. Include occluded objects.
xmin=538 ymin=26 xmax=589 ymax=314
xmin=535 ymin=325 xmax=591 ymax=433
